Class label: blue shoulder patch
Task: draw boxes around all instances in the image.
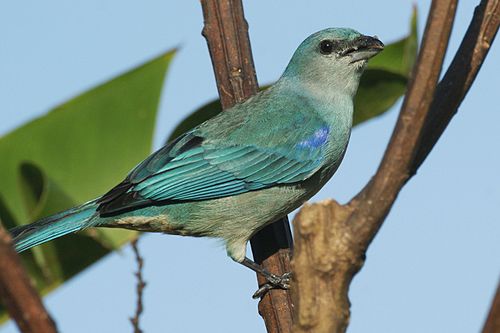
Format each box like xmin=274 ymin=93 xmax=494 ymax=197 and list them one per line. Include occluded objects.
xmin=297 ymin=126 xmax=330 ymax=149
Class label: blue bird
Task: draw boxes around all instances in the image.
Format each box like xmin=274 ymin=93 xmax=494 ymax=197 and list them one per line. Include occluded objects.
xmin=11 ymin=28 xmax=383 ymax=297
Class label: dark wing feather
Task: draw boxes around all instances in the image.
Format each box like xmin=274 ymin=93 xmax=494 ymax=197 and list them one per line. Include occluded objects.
xmin=97 ymin=131 xmax=205 ymax=215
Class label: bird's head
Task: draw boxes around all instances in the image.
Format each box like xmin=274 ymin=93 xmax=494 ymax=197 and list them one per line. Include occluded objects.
xmin=282 ymin=28 xmax=384 ymax=98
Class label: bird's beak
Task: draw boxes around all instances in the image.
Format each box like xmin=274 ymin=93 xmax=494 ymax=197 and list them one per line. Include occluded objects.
xmin=341 ymin=35 xmax=384 ymax=63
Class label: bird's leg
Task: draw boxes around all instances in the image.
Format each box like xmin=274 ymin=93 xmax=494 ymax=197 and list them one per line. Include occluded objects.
xmin=241 ymin=257 xmax=292 ymax=299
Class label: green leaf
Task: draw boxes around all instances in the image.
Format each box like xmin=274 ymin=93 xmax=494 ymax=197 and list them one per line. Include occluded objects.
xmin=367 ymin=6 xmax=418 ymax=76
xmin=18 ymin=162 xmax=75 ymax=284
xmin=0 ymin=50 xmax=175 ymax=319
xmin=18 ymin=162 xmax=76 ymax=223
xmin=353 ymin=70 xmax=407 ymax=126
xmin=352 ymin=7 xmax=417 ymax=125
xmin=0 ymin=50 xmax=176 ymax=224
xmin=15 ymin=162 xmax=113 ymax=286
xmin=168 ymin=10 xmax=418 ymax=140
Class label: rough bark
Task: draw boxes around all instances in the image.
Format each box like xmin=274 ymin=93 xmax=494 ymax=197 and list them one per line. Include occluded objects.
xmin=291 ymin=0 xmax=500 ymax=332
xmin=200 ymin=1 xmax=294 ymax=332
xmin=292 ymin=201 xmax=356 ymax=333
xmin=0 ymin=221 xmax=57 ymax=333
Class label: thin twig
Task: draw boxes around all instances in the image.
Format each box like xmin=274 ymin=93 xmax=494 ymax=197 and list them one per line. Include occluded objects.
xmin=130 ymin=238 xmax=146 ymax=333
xmin=200 ymin=1 xmax=294 ymax=332
xmin=0 ymin=220 xmax=57 ymax=333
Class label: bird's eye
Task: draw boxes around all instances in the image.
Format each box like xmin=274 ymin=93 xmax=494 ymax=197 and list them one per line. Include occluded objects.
xmin=319 ymin=40 xmax=334 ymax=55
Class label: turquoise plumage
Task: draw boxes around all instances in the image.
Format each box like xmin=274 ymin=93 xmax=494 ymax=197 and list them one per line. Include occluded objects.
xmin=10 ymin=28 xmax=383 ymax=295
xmin=12 ymin=200 xmax=98 ymax=252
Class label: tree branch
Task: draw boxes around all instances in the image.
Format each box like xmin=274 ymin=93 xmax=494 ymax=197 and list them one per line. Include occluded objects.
xmin=414 ymin=0 xmax=500 ymax=169
xmin=200 ymin=1 xmax=294 ymax=332
xmin=349 ymin=0 xmax=458 ymax=245
xmin=292 ymin=0 xmax=500 ymax=332
xmin=0 ymin=220 xmax=57 ymax=333
xmin=482 ymin=278 xmax=500 ymax=333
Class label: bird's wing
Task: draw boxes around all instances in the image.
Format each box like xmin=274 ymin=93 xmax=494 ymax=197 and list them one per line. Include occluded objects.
xmin=97 ymin=96 xmax=330 ymax=215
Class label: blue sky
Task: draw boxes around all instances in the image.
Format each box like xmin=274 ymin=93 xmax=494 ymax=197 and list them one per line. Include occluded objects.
xmin=1 ymin=1 xmax=499 ymax=332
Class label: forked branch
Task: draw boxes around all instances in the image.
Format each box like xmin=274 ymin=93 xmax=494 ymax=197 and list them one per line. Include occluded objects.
xmin=292 ymin=0 xmax=499 ymax=332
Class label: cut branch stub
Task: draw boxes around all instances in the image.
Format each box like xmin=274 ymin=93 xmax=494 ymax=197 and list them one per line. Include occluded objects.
xmin=292 ymin=200 xmax=360 ymax=333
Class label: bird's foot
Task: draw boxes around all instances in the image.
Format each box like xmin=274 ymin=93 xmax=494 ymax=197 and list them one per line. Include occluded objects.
xmin=252 ymin=272 xmax=292 ymax=299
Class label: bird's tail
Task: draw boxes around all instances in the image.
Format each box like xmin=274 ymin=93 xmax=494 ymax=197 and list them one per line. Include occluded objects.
xmin=10 ymin=200 xmax=99 ymax=252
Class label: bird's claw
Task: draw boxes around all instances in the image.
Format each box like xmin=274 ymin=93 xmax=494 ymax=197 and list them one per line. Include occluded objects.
xmin=252 ymin=272 xmax=292 ymax=299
